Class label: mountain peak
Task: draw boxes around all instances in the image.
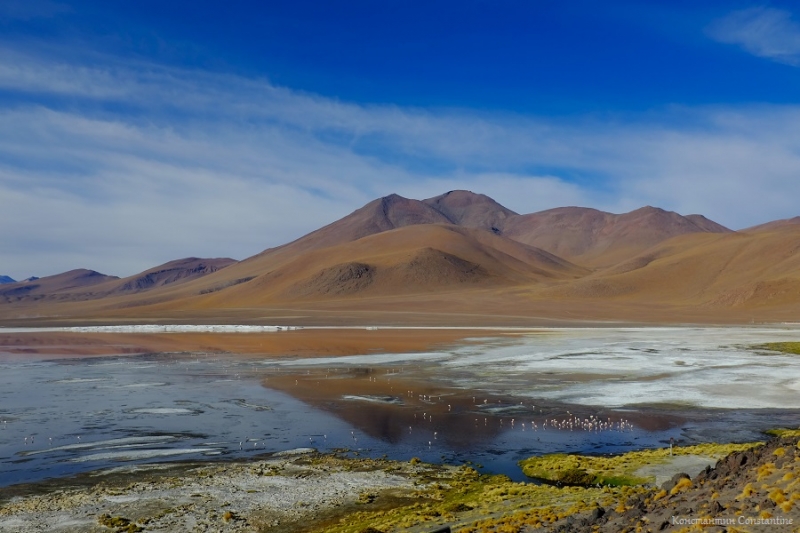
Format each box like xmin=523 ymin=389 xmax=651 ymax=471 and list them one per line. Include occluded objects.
xmin=423 ymin=190 xmax=517 ymax=231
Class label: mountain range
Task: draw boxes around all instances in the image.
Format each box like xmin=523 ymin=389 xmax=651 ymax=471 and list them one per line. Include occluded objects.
xmin=2 ymin=190 xmax=799 ymax=325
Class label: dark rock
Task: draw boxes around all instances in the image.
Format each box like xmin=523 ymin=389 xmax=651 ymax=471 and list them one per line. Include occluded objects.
xmin=589 ymin=507 xmax=605 ymax=521
xmin=661 ymin=472 xmax=691 ymax=492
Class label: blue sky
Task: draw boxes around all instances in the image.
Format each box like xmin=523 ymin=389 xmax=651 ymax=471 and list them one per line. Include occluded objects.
xmin=2 ymin=1 xmax=800 ymax=278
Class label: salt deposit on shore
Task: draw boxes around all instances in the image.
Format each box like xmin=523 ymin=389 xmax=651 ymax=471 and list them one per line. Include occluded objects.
xmin=0 ymin=450 xmax=426 ymax=533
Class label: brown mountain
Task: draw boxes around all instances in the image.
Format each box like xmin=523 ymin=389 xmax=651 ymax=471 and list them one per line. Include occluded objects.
xmin=501 ymin=205 xmax=732 ymax=268
xmin=251 ymin=191 xmax=731 ymax=272
xmin=179 ymin=223 xmax=586 ymax=309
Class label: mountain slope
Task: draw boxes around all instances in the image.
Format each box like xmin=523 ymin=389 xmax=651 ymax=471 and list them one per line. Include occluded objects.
xmin=541 ymin=225 xmax=800 ymax=311
xmin=743 ymin=216 xmax=800 ymax=233
xmin=186 ymin=223 xmax=587 ymax=307
xmin=259 ymin=193 xmax=451 ymax=259
xmin=0 ymin=275 xmax=15 ymax=284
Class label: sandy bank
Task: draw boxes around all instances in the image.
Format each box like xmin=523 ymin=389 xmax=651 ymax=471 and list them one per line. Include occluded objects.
xmin=0 ymin=327 xmax=525 ymax=360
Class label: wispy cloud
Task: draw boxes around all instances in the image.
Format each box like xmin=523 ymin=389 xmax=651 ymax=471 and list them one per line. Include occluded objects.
xmin=707 ymin=7 xmax=800 ymax=66
xmin=1 ymin=47 xmax=800 ymax=279
xmin=0 ymin=0 xmax=70 ymax=21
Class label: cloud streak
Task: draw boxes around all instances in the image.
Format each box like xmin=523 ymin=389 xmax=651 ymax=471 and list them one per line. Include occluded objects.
xmin=707 ymin=7 xmax=800 ymax=66
xmin=1 ymin=47 xmax=800 ymax=279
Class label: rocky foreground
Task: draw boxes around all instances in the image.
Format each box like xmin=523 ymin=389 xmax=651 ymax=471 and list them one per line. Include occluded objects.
xmin=531 ymin=435 xmax=800 ymax=533
xmin=2 ymin=436 xmax=800 ymax=533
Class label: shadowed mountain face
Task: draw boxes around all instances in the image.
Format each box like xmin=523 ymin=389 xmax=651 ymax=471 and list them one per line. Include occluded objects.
xmin=4 ymin=190 xmax=800 ymax=325
xmin=0 ymin=276 xmax=15 ymax=284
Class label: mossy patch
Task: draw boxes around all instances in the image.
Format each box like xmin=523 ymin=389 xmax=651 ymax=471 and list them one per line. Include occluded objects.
xmin=519 ymin=442 xmax=759 ymax=487
xmin=304 ymin=464 xmax=640 ymax=533
xmin=755 ymin=342 xmax=800 ymax=355
xmin=97 ymin=514 xmax=143 ymax=532
xmin=766 ymin=428 xmax=800 ymax=438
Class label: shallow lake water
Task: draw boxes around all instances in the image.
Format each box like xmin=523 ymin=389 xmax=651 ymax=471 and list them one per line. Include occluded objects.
xmin=2 ymin=326 xmax=800 ymax=487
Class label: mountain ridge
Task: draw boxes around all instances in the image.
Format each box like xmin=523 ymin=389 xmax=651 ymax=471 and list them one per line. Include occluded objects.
xmin=1 ymin=190 xmax=798 ymax=325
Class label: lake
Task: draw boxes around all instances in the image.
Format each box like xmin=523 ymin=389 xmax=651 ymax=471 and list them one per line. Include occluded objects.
xmin=2 ymin=326 xmax=799 ymax=487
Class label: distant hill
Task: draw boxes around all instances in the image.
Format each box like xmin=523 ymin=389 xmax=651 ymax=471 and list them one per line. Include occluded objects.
xmin=110 ymin=257 xmax=237 ymax=293
xmin=0 ymin=275 xmax=15 ymax=284
xmin=0 ymin=269 xmax=118 ymax=302
xmin=0 ymin=258 xmax=236 ymax=305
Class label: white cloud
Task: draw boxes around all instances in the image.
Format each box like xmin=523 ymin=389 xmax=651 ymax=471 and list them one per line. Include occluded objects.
xmin=1 ymin=49 xmax=800 ymax=278
xmin=707 ymin=7 xmax=800 ymax=66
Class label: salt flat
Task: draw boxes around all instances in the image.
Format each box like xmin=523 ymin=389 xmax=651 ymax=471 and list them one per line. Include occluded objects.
xmin=278 ymin=326 xmax=800 ymax=410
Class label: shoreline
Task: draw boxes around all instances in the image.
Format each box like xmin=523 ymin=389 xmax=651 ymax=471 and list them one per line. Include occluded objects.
xmin=2 ymin=436 xmax=796 ymax=533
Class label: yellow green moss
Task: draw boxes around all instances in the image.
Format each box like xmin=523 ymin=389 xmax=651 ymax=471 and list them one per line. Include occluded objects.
xmin=756 ymin=342 xmax=800 ymax=355
xmin=97 ymin=514 xmax=143 ymax=533
xmin=304 ymin=464 xmax=638 ymax=533
xmin=518 ymin=442 xmax=758 ymax=487
xmin=766 ymin=428 xmax=800 ymax=438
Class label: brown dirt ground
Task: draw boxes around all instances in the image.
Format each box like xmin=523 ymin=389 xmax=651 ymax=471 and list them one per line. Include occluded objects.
xmin=0 ymin=328 xmax=523 ymax=360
